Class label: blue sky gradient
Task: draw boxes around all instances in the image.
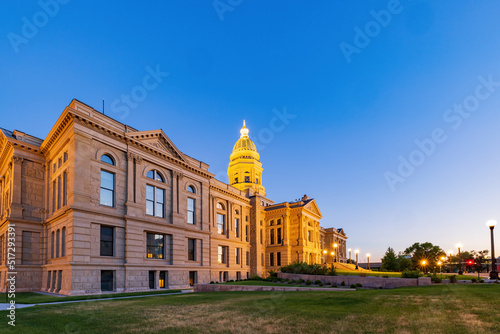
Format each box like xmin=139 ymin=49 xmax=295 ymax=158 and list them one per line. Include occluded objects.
xmin=1 ymin=1 xmax=500 ymax=260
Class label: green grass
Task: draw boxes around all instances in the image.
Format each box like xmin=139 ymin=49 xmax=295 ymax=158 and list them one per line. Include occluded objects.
xmin=218 ymin=281 xmax=347 ymax=288
xmin=336 ymin=270 xmax=402 ymax=277
xmin=0 ymin=289 xmax=181 ymax=304
xmin=1 ymin=285 xmax=499 ymax=333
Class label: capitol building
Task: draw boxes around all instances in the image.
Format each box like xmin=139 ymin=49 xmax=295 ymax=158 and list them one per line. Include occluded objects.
xmin=0 ymin=99 xmax=347 ymax=295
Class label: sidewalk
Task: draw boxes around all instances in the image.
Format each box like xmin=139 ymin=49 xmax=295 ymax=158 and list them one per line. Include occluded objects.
xmin=0 ymin=289 xmax=193 ymax=311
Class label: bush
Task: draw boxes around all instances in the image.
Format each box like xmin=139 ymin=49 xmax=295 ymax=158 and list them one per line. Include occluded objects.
xmin=480 ymin=279 xmax=485 ymax=283
xmin=288 ymin=280 xmax=295 ymax=284
xmin=248 ymin=274 xmax=262 ymax=281
xmin=350 ymin=284 xmax=356 ymax=288
xmin=401 ymin=270 xmax=422 ymax=278
xmin=382 ymin=275 xmax=389 ymax=278
xmin=280 ymin=261 xmax=329 ymax=275
xmin=430 ymin=274 xmax=442 ymax=283
xmin=319 ymin=283 xmax=323 ymax=286
xmin=341 ymin=281 xmax=345 ymax=286
xmin=210 ymin=281 xmax=215 ymax=284
xmin=305 ymin=280 xmax=313 ymax=285
xmin=356 ymin=283 xmax=362 ymax=287
xmin=471 ymin=278 xmax=477 ymax=283
xmin=297 ymin=279 xmax=304 ymax=284
xmin=314 ymin=280 xmax=322 ymax=285
xmin=449 ymin=275 xmax=457 ymax=283
xmin=268 ymin=270 xmax=278 ymax=279
xmin=324 ymin=282 xmax=331 ymax=285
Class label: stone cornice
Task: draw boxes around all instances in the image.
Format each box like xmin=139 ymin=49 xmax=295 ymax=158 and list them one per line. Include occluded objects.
xmin=209 ymin=184 xmax=250 ymax=203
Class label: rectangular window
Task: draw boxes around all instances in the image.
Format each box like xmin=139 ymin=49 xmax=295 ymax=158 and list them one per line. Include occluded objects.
xmin=236 ymin=272 xmax=241 ymax=280
xmin=187 ymin=198 xmax=195 ymax=224
xmin=245 ymin=225 xmax=249 ymax=242
xmin=217 ymin=214 xmax=225 ymax=234
xmin=62 ymin=172 xmax=67 ymax=206
xmin=0 ymin=235 xmax=3 ymax=264
xmin=308 ymin=230 xmax=312 ymax=242
xmin=147 ymin=233 xmax=164 ymax=259
xmin=277 ymin=228 xmax=282 ymax=244
xmin=57 ymin=176 xmax=61 ymax=210
xmin=51 ymin=232 xmax=55 ymax=259
xmin=159 ymin=271 xmax=167 ymax=288
xmin=270 ymin=229 xmax=275 ymax=245
xmin=100 ymin=170 xmax=115 ymax=207
xmin=234 ymin=218 xmax=239 ymax=238
xmin=47 ymin=271 xmax=51 ymax=290
xmin=270 ymin=252 xmax=274 ymax=267
xmin=188 ymin=238 xmax=196 ymax=261
xmin=56 ymin=230 xmax=60 ymax=258
xmin=57 ymin=271 xmax=62 ymax=291
xmin=218 ymin=245 xmax=227 ymax=264
xmin=246 ymin=251 xmax=249 ymax=266
xmin=100 ymin=226 xmax=114 ymax=257
xmin=101 ymin=270 xmax=114 ymax=292
xmin=146 ymin=185 xmax=164 ymax=218
xmin=235 ymin=248 xmax=240 ymax=265
xmin=149 ymin=271 xmax=155 ymax=289
xmin=277 ymin=252 xmax=281 ymax=267
xmin=260 ymin=229 xmax=263 ymax=244
xmin=189 ymin=271 xmax=197 ymax=286
xmin=63 ymin=152 xmax=68 ymax=162
xmin=223 ymin=271 xmax=228 ymax=282
xmin=52 ymin=181 xmax=56 ymax=212
xmin=61 ymin=228 xmax=66 ymax=257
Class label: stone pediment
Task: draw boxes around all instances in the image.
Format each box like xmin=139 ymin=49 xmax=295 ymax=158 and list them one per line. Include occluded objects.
xmin=127 ymin=130 xmax=186 ymax=162
xmin=304 ymin=199 xmax=322 ymax=218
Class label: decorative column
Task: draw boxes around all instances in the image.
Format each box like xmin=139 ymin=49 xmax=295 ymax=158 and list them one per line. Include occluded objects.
xmin=10 ymin=157 xmax=24 ymax=217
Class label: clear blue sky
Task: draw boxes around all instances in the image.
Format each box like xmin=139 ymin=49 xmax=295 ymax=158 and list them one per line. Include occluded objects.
xmin=2 ymin=1 xmax=500 ymax=261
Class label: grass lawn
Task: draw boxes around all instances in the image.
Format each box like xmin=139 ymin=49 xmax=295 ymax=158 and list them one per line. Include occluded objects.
xmin=0 ymin=289 xmax=181 ymax=304
xmin=1 ymin=285 xmax=499 ymax=333
xmin=218 ymin=281 xmax=348 ymax=288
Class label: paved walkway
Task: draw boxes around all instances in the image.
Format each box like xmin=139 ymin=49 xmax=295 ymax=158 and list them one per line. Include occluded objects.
xmin=0 ymin=289 xmax=193 ymax=311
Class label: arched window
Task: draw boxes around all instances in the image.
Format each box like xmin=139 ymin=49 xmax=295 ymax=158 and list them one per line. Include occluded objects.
xmin=147 ymin=170 xmax=165 ymax=183
xmin=101 ymin=154 xmax=115 ymax=165
xmin=216 ymin=202 xmax=224 ymax=210
xmin=234 ymin=209 xmax=239 ymax=215
xmin=187 ymin=185 xmax=195 ymax=193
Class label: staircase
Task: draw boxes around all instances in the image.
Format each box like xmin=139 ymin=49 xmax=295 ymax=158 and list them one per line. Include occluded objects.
xmin=333 ymin=262 xmax=371 ymax=273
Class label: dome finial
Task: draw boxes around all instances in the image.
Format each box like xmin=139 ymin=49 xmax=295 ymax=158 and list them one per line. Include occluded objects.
xmin=240 ymin=120 xmax=249 ymax=138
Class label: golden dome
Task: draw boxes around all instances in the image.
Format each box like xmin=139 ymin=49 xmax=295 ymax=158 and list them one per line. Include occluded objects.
xmin=232 ymin=120 xmax=257 ymax=153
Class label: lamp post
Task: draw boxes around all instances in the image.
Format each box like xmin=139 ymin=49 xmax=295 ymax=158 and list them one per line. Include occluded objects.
xmin=448 ymin=250 xmax=453 ymax=273
xmin=366 ymin=253 xmax=371 ymax=270
xmin=437 ymin=261 xmax=442 ymax=275
xmin=348 ymin=248 xmax=352 ymax=264
xmin=487 ymin=220 xmax=498 ymax=280
xmin=421 ymin=260 xmax=427 ymax=274
xmin=456 ymin=243 xmax=463 ymax=275
xmin=355 ymin=249 xmax=359 ymax=270
xmin=334 ymin=243 xmax=338 ymax=262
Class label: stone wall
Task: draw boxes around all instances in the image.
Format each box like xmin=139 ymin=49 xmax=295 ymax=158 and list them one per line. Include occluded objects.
xmin=278 ymin=272 xmax=431 ymax=289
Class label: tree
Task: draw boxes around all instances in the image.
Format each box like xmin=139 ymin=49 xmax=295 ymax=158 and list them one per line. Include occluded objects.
xmin=404 ymin=242 xmax=445 ymax=272
xmin=398 ymin=255 xmax=413 ymax=272
xmin=381 ymin=247 xmax=399 ymax=272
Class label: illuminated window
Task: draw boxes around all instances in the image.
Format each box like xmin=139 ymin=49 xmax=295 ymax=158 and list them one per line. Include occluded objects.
xmin=100 ymin=170 xmax=115 ymax=207
xmin=100 ymin=226 xmax=114 ymax=257
xmin=187 ymin=198 xmax=195 ymax=224
xmin=217 ymin=213 xmax=225 ymax=234
xmin=188 ymin=238 xmax=196 ymax=261
xmin=189 ymin=271 xmax=197 ymax=286
xmin=101 ymin=154 xmax=114 ymax=165
xmin=146 ymin=185 xmax=165 ymax=218
xmin=159 ymin=271 xmax=167 ymax=288
xmin=146 ymin=233 xmax=164 ymax=259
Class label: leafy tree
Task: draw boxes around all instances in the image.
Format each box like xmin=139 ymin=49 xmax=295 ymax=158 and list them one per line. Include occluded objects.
xmin=403 ymin=242 xmax=446 ymax=272
xmin=381 ymin=247 xmax=399 ymax=272
xmin=398 ymin=255 xmax=413 ymax=271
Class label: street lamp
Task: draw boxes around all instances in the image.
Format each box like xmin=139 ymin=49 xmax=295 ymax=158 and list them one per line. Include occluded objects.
xmin=448 ymin=250 xmax=453 ymax=273
xmin=456 ymin=243 xmax=463 ymax=275
xmin=487 ymin=220 xmax=498 ymax=280
xmin=437 ymin=261 xmax=442 ymax=275
xmin=366 ymin=253 xmax=371 ymax=270
xmin=355 ymin=249 xmax=359 ymax=270
xmin=323 ymin=250 xmax=327 ymax=264
xmin=334 ymin=243 xmax=338 ymax=262
xmin=348 ymin=248 xmax=352 ymax=264
xmin=421 ymin=260 xmax=427 ymax=274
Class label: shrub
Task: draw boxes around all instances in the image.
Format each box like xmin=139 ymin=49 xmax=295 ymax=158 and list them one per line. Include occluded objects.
xmin=210 ymin=281 xmax=215 ymax=284
xmin=248 ymin=274 xmax=262 ymax=281
xmin=401 ymin=270 xmax=422 ymax=278
xmin=297 ymin=279 xmax=305 ymax=284
xmin=305 ymin=280 xmax=313 ymax=285
xmin=326 ymin=265 xmax=338 ymax=276
xmin=314 ymin=280 xmax=322 ymax=285
xmin=350 ymin=284 xmax=356 ymax=288
xmin=356 ymin=283 xmax=362 ymax=287
xmin=268 ymin=270 xmax=278 ymax=279
xmin=471 ymin=278 xmax=477 ymax=283
xmin=430 ymin=275 xmax=442 ymax=283
xmin=449 ymin=275 xmax=457 ymax=283
xmin=319 ymin=283 xmax=324 ymax=286
xmin=284 ymin=278 xmax=289 ymax=282
xmin=480 ymin=279 xmax=485 ymax=283
xmin=382 ymin=275 xmax=389 ymax=278
xmin=324 ymin=282 xmax=331 ymax=285
xmin=288 ymin=280 xmax=295 ymax=284
xmin=280 ymin=261 xmax=329 ymax=275
xmin=341 ymin=281 xmax=345 ymax=286
xmin=228 ymin=280 xmax=234 ymax=282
